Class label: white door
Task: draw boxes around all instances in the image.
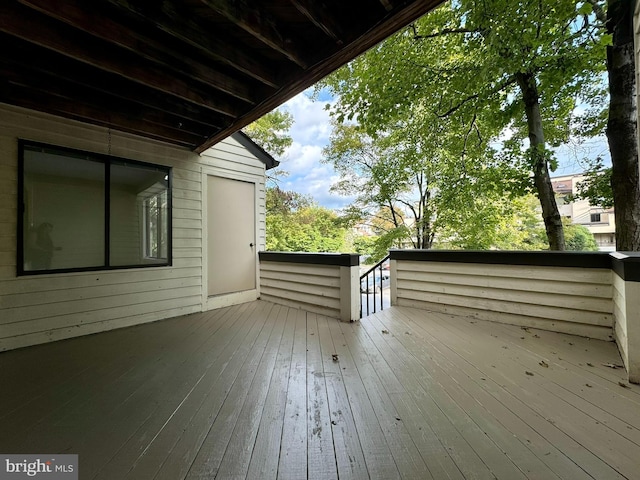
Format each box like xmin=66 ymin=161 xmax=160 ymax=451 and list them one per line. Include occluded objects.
xmin=207 ymin=175 xmax=256 ymax=297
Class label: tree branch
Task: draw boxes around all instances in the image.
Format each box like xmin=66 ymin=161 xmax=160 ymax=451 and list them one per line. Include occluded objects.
xmin=585 ymin=0 xmax=607 ymax=24
xmin=436 ymin=75 xmax=517 ymax=118
xmin=461 ymin=112 xmax=477 ymax=172
xmin=410 ymin=23 xmax=479 ymax=40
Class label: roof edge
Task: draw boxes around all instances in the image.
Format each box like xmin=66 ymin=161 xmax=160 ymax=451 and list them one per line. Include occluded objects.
xmin=230 ymin=131 xmax=279 ymax=170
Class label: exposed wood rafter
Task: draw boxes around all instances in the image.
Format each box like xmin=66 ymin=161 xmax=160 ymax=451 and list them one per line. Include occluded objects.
xmin=0 ymin=0 xmax=443 ymax=151
xmin=17 ymin=0 xmax=262 ymax=103
xmin=0 ymin=2 xmax=244 ymax=118
xmin=199 ymin=0 xmax=309 ymax=67
xmin=290 ymin=0 xmax=345 ymax=45
xmin=105 ymin=0 xmax=283 ymax=88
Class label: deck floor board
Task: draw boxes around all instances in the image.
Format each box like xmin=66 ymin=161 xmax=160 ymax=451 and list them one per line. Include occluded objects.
xmin=1 ymin=301 xmax=638 ymax=479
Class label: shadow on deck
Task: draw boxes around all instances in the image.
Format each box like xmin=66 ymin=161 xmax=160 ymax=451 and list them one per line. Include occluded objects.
xmin=1 ymin=300 xmax=638 ymax=479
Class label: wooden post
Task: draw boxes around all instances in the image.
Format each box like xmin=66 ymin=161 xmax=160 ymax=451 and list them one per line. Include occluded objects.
xmin=390 ymin=259 xmax=398 ymax=306
xmin=622 ymin=281 xmax=640 ymax=383
xmin=611 ymin=253 xmax=640 ymax=384
xmin=340 ymin=264 xmax=360 ymax=322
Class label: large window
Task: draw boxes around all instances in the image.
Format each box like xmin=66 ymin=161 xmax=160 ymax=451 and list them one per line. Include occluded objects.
xmin=19 ymin=141 xmax=171 ymax=275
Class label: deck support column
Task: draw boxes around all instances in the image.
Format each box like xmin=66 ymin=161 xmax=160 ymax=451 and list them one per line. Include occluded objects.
xmin=340 ymin=264 xmax=360 ymax=322
xmin=611 ymin=253 xmax=640 ymax=383
xmin=623 ymin=282 xmax=640 ymax=383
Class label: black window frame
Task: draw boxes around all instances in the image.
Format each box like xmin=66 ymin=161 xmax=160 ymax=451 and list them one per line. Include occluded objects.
xmin=590 ymin=213 xmax=602 ymax=223
xmin=17 ymin=140 xmax=172 ymax=276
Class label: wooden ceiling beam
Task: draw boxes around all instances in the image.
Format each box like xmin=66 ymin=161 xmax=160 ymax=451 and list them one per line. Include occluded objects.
xmin=17 ymin=0 xmax=264 ymax=104
xmin=0 ymin=2 xmax=244 ymax=118
xmin=0 ymin=36 xmax=229 ymax=131
xmin=106 ymin=0 xmax=283 ymax=88
xmin=290 ymin=0 xmax=345 ymax=45
xmin=0 ymin=81 xmax=202 ymax=148
xmin=199 ymin=0 xmax=309 ymax=68
xmin=379 ymin=0 xmax=394 ymax=12
xmin=0 ymin=62 xmax=215 ymax=140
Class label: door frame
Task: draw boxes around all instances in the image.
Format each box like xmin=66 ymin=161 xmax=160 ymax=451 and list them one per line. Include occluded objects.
xmin=201 ymin=167 xmax=260 ymax=312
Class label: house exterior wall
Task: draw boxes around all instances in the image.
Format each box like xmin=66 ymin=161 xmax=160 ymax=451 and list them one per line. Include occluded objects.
xmin=0 ymin=104 xmax=266 ymax=351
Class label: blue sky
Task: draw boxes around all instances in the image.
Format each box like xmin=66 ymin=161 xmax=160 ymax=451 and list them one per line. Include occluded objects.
xmin=276 ymin=88 xmax=356 ymax=210
xmin=276 ymin=89 xmax=611 ymax=211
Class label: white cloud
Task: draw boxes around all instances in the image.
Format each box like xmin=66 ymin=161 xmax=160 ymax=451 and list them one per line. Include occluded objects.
xmin=281 ymin=142 xmax=323 ymax=176
xmin=274 ymin=89 xmax=352 ymax=209
xmin=282 ymin=89 xmax=336 ymax=145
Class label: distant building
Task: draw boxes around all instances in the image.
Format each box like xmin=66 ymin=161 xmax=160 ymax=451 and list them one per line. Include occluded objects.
xmin=552 ymin=173 xmax=616 ymax=251
xmin=352 ymin=222 xmax=375 ymax=237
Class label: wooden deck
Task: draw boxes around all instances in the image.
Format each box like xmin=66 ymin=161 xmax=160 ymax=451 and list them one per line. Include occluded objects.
xmin=1 ymin=300 xmax=639 ymax=479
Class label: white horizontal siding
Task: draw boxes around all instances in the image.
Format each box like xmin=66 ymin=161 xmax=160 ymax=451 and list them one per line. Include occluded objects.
xmin=394 ymin=260 xmax=614 ymax=341
xmin=613 ymin=272 xmax=640 ymax=382
xmin=0 ymin=104 xmax=267 ymax=351
xmin=259 ymin=261 xmax=341 ymax=318
xmin=612 ymin=274 xmax=627 ymax=368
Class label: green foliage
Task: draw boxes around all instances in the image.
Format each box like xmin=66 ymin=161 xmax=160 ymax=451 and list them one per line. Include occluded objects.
xmin=318 ymin=0 xmax=608 ymax=250
xmin=265 ymin=187 xmax=349 ymax=252
xmin=321 ymin=96 xmax=529 ymax=250
xmin=266 ymin=186 xmax=311 ymax=215
xmin=437 ymin=194 xmax=548 ymax=250
xmin=243 ymin=110 xmax=294 ymax=158
xmin=352 ymin=235 xmax=377 ymax=261
xmin=573 ymin=158 xmax=614 ymax=209
xmin=563 ymin=220 xmax=599 ymax=251
xmin=243 ymin=109 xmax=294 ymax=185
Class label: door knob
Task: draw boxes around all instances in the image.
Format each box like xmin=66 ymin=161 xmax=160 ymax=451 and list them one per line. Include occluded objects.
xmin=249 ymin=243 xmax=254 ymax=247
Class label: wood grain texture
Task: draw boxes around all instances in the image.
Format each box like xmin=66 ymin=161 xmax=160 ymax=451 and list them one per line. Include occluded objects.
xmin=0 ymin=301 xmax=637 ymax=479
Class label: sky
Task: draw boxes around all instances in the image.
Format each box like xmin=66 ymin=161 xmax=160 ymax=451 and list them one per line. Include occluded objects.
xmin=274 ymin=88 xmax=612 ymax=211
xmin=275 ymin=88 xmax=355 ymax=210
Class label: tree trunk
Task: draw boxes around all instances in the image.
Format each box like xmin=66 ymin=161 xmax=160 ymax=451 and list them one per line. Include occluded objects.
xmin=516 ymin=71 xmax=565 ymax=250
xmin=421 ymin=189 xmax=433 ymax=249
xmin=607 ymin=0 xmax=640 ymax=251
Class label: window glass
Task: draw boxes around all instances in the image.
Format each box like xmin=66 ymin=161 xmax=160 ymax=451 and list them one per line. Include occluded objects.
xmin=23 ymin=146 xmax=105 ymax=271
xmin=20 ymin=142 xmax=171 ymax=275
xmin=144 ymin=189 xmax=169 ymax=260
xmin=110 ymin=162 xmax=169 ymax=265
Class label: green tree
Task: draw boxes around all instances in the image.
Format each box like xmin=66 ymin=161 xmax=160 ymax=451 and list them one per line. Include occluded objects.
xmin=438 ymin=195 xmax=548 ymax=251
xmin=564 ymin=221 xmax=599 ymax=251
xmin=243 ymin=109 xmax=293 ymax=157
xmin=322 ymin=101 xmax=528 ymax=253
xmin=243 ymin=109 xmax=294 ymax=184
xmin=265 ymin=187 xmax=349 ymax=252
xmin=320 ymin=0 xmax=607 ymax=250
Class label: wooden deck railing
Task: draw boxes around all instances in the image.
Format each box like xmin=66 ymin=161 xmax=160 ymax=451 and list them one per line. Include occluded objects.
xmin=258 ymin=252 xmax=360 ymax=322
xmin=389 ymin=249 xmax=640 ymax=384
xmin=257 ymin=249 xmax=639 ymax=383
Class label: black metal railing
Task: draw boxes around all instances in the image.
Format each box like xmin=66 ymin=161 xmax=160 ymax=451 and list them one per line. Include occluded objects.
xmin=359 ymin=254 xmax=390 ymax=318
